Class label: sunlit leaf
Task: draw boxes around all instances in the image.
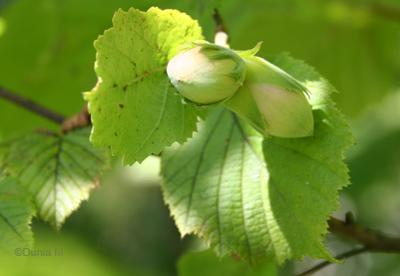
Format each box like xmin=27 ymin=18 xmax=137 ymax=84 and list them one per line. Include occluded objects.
xmin=86 ymin=7 xmax=203 ymax=164
xmin=161 ymin=54 xmax=353 ymax=263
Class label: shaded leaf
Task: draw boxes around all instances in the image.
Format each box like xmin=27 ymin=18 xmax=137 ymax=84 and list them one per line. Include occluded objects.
xmin=1 ymin=128 xmax=106 ymax=229
xmin=0 ymin=174 xmax=34 ymax=253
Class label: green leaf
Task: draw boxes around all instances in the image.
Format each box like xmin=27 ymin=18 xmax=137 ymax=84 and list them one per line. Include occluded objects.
xmin=85 ymin=7 xmax=203 ymax=164
xmin=0 ymin=175 xmax=34 ymax=253
xmin=161 ymin=55 xmax=353 ymax=263
xmin=1 ymin=128 xmax=106 ymax=229
xmin=162 ymin=109 xmax=271 ymax=263
xmin=262 ymin=54 xmax=354 ymax=262
xmin=178 ymin=250 xmax=277 ymax=276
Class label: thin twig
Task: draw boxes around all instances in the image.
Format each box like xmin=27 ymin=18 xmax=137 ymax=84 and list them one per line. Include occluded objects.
xmin=298 ymin=216 xmax=400 ymax=275
xmin=0 ymin=87 xmax=65 ymax=124
xmin=296 ymin=247 xmax=368 ymax=276
xmin=61 ymin=104 xmax=90 ymax=133
xmin=328 ymin=216 xmax=400 ymax=252
xmin=371 ymin=2 xmax=400 ymax=22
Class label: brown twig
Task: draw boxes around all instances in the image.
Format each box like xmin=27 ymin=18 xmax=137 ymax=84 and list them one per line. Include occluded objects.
xmin=0 ymin=87 xmax=65 ymax=124
xmin=371 ymin=2 xmax=400 ymax=22
xmin=328 ymin=216 xmax=400 ymax=252
xmin=0 ymin=86 xmax=91 ymax=132
xmin=298 ymin=216 xmax=400 ymax=275
xmin=61 ymin=105 xmax=90 ymax=133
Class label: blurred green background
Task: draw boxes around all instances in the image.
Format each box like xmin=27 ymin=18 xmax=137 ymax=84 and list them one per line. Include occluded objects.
xmin=0 ymin=0 xmax=399 ymax=275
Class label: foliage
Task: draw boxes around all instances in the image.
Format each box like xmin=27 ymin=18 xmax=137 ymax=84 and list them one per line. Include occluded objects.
xmin=0 ymin=174 xmax=34 ymax=253
xmin=161 ymin=54 xmax=352 ymax=263
xmin=0 ymin=0 xmax=399 ymax=275
xmin=0 ymin=128 xmax=107 ymax=230
xmin=86 ymin=7 xmax=202 ymax=164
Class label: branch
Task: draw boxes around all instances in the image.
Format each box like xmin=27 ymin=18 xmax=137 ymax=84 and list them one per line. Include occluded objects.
xmin=61 ymin=105 xmax=90 ymax=133
xmin=328 ymin=216 xmax=400 ymax=252
xmin=371 ymin=2 xmax=400 ymax=22
xmin=0 ymin=87 xmax=65 ymax=124
xmin=298 ymin=215 xmax=400 ymax=275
